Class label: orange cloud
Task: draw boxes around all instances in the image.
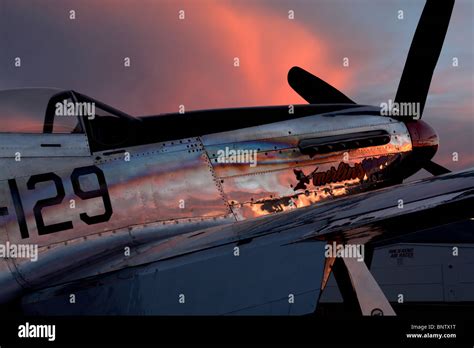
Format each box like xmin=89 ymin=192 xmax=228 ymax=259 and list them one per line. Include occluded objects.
xmin=27 ymin=0 xmax=354 ymax=114
xmin=129 ymin=1 xmax=355 ymax=112
xmin=192 ymin=2 xmax=352 ymax=107
xmin=208 ymin=2 xmax=352 ymax=105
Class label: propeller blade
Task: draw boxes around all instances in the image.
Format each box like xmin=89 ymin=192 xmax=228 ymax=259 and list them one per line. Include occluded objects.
xmin=394 ymin=0 xmax=455 ymax=118
xmin=423 ymin=160 xmax=451 ymax=176
xmin=288 ymin=66 xmax=356 ymax=104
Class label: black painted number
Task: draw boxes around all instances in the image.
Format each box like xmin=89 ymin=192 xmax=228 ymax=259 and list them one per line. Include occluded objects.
xmin=8 ymin=165 xmax=113 ymax=238
xmin=27 ymin=172 xmax=73 ymax=235
xmin=71 ymin=166 xmax=112 ymax=225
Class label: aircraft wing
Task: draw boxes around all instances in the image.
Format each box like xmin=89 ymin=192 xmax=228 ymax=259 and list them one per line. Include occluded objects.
xmin=18 ymin=168 xmax=474 ymax=315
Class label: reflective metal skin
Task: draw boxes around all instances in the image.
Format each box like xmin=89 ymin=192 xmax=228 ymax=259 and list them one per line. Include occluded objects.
xmin=0 ymin=0 xmax=462 ymax=316
xmin=0 ymin=80 xmax=463 ymax=317
xmin=18 ymin=168 xmax=474 ymax=315
xmin=0 ymin=94 xmax=416 ymax=304
xmin=203 ymin=113 xmax=412 ymax=219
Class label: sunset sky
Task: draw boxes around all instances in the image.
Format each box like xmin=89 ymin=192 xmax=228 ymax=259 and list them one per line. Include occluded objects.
xmin=0 ymin=0 xmax=472 ymax=175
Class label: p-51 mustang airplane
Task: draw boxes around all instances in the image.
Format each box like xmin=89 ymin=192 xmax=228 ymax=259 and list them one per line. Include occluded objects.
xmin=0 ymin=0 xmax=472 ymax=315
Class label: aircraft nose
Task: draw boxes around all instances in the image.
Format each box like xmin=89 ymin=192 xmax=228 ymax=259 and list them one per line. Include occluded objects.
xmin=405 ymin=120 xmax=439 ymax=149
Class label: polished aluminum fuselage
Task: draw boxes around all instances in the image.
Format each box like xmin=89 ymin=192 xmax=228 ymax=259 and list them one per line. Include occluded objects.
xmin=0 ymin=107 xmax=412 ymax=302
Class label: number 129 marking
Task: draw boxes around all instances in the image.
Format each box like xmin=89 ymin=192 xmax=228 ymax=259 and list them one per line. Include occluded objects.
xmin=8 ymin=165 xmax=113 ymax=239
